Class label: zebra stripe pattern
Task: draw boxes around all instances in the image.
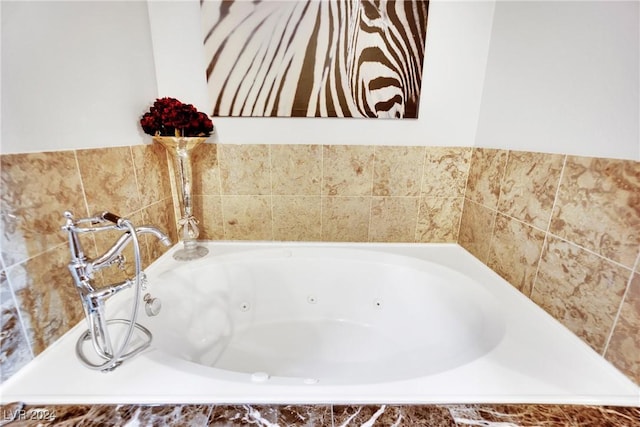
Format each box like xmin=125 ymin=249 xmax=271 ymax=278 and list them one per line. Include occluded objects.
xmin=202 ymin=0 xmax=429 ymax=118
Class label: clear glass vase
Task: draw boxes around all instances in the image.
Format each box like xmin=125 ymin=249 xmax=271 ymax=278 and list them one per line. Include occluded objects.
xmin=153 ymin=136 xmax=209 ymax=261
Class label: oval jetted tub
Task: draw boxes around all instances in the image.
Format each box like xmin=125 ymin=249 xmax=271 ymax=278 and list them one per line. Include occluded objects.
xmin=146 ymin=246 xmax=505 ymax=384
xmin=1 ymin=242 xmax=638 ymax=406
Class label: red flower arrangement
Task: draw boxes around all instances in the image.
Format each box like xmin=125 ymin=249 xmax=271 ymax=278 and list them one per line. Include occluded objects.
xmin=140 ymin=97 xmax=214 ymax=138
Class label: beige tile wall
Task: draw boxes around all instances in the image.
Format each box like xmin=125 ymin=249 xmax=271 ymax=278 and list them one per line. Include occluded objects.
xmin=189 ymin=144 xmax=470 ymax=244
xmin=459 ymin=148 xmax=640 ymax=385
xmin=0 ymin=145 xmax=176 ymax=382
xmin=1 ymin=142 xmax=638 ymax=389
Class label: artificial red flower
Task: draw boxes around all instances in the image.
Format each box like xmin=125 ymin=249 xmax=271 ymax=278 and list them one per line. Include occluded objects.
xmin=140 ymin=98 xmax=214 ymax=137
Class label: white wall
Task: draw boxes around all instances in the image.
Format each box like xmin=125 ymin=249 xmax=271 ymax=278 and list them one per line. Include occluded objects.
xmin=148 ymin=0 xmax=496 ymax=147
xmin=5 ymin=1 xmax=635 ymax=159
xmin=475 ymin=1 xmax=640 ymax=160
xmin=1 ymin=1 xmax=157 ymax=154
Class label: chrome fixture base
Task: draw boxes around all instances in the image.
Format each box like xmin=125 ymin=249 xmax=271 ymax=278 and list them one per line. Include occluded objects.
xmin=75 ymin=319 xmax=152 ymax=371
xmin=62 ymin=211 xmax=171 ymax=371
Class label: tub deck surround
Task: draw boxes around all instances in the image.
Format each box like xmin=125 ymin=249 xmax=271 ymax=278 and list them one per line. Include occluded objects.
xmin=1 ymin=242 xmax=638 ymax=406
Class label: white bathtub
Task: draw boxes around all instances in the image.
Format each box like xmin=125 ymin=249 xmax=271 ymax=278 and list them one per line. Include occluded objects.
xmin=1 ymin=242 xmax=638 ymax=405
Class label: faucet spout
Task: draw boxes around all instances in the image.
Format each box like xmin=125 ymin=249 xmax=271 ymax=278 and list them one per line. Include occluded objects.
xmin=136 ymin=225 xmax=172 ymax=247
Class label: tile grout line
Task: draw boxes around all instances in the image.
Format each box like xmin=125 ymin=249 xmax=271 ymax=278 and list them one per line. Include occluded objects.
xmin=127 ymin=146 xmax=150 ymax=256
xmin=320 ymin=144 xmax=324 ymax=240
xmin=527 ymin=153 xmax=565 ymax=299
xmin=456 ymin=147 xmax=474 ymax=243
xmin=74 ymin=149 xmax=92 ymax=221
xmin=367 ymin=145 xmax=376 ymax=242
xmin=202 ymin=405 xmax=216 ymax=426
xmin=74 ymin=149 xmax=102 ymax=263
xmin=217 ymin=145 xmax=228 ymax=239
xmin=1 ymin=255 xmax=36 ymax=360
xmin=413 ymin=146 xmax=428 ymax=243
xmin=268 ymin=145 xmax=275 ymax=241
xmin=458 ymin=188 xmax=632 ymax=271
xmin=602 ymin=247 xmax=640 ymax=357
xmin=483 ymin=149 xmax=509 ymax=263
xmin=128 ymin=146 xmax=143 ymax=216
xmin=330 ymin=404 xmax=334 ymax=427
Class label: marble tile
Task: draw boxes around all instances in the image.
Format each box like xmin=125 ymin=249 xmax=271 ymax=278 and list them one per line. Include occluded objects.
xmin=549 ymin=156 xmax=640 ymax=268
xmin=7 ymin=404 xmax=213 ymax=427
xmin=421 ymin=147 xmax=472 ymax=197
xmin=451 ymin=404 xmax=640 ymax=427
xmin=415 ymin=197 xmax=463 ymax=243
xmin=369 ymin=197 xmax=420 ymax=242
xmin=191 ymin=142 xmax=221 ymax=196
xmin=208 ymin=405 xmax=331 ymax=427
xmin=219 ymin=144 xmax=271 ymax=195
xmin=221 ymin=195 xmax=272 ymax=240
xmin=275 ymin=405 xmax=332 ymax=426
xmin=333 ymin=405 xmax=456 ymax=426
xmin=117 ymin=404 xmax=212 ymax=427
xmin=0 ymin=402 xmax=23 ymax=425
xmin=448 ymin=404 xmax=573 ymax=426
xmin=606 ymin=272 xmax=640 ymax=385
xmin=208 ymin=405 xmax=278 ymax=426
xmin=458 ymin=199 xmax=496 ymax=263
xmin=10 ymin=404 xmax=93 ymax=426
xmin=0 ymin=151 xmax=87 ymax=267
xmin=271 ymin=145 xmax=322 ymax=196
xmin=497 ymin=151 xmax=564 ymax=230
xmin=76 ymin=147 xmax=142 ymax=217
xmin=272 ymin=196 xmax=321 ymax=241
xmin=1 ymin=404 xmax=639 ymax=426
xmin=322 ymin=145 xmax=374 ymax=196
xmin=192 ymin=195 xmax=224 ymax=241
xmin=372 ymin=146 xmax=424 ymax=196
xmin=332 ymin=405 xmax=402 ymax=426
xmin=563 ymin=405 xmax=640 ymax=426
xmin=396 ymin=406 xmax=457 ymax=427
xmin=321 ymin=196 xmax=370 ymax=242
xmin=7 ymin=245 xmax=84 ymax=355
xmin=131 ymin=143 xmax=172 ymax=207
xmin=0 ymin=271 xmax=33 ymax=383
xmin=531 ymin=235 xmax=631 ymax=353
xmin=465 ymin=148 xmax=508 ymax=209
xmin=487 ymin=213 xmax=546 ymax=296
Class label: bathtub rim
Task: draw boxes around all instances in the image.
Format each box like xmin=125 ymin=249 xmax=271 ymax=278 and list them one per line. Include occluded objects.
xmin=1 ymin=241 xmax=639 ymax=406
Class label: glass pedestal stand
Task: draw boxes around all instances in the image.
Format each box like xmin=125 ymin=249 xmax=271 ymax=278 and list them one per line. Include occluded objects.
xmin=153 ymin=136 xmax=209 ymax=261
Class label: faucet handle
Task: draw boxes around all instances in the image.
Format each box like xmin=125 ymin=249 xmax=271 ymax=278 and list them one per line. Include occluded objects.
xmin=101 ymin=211 xmax=123 ymax=225
xmin=62 ymin=211 xmax=75 ymax=230
xmin=143 ymin=293 xmax=161 ymax=317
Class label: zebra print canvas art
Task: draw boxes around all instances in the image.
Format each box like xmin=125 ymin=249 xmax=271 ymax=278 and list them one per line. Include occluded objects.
xmin=201 ymin=0 xmax=429 ymax=118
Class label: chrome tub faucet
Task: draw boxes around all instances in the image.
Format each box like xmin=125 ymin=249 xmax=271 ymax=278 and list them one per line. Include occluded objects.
xmin=62 ymin=211 xmax=171 ymax=371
